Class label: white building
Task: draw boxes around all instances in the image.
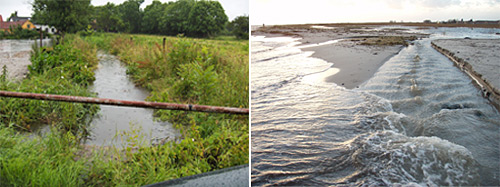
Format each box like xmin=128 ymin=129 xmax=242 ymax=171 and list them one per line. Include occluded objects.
xmin=34 ymin=24 xmax=57 ymax=34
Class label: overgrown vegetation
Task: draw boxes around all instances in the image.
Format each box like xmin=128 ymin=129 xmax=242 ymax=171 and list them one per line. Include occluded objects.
xmin=0 ymin=25 xmax=46 ymax=40
xmin=355 ymin=36 xmax=418 ymax=46
xmin=0 ymin=35 xmax=98 ymax=133
xmin=0 ymin=35 xmax=99 ymax=185
xmin=1 ymin=33 xmax=248 ymax=186
xmin=83 ymin=33 xmax=249 ymax=185
xmin=228 ymin=15 xmax=249 ymax=39
xmin=0 ymin=127 xmax=89 ymax=186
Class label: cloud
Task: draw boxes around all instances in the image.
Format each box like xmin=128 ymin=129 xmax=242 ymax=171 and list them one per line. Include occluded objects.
xmin=419 ymin=0 xmax=462 ymax=8
xmin=384 ymin=0 xmax=463 ymax=10
xmin=385 ymin=0 xmax=404 ymax=9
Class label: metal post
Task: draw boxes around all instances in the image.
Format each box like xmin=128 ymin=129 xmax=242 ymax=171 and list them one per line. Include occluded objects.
xmin=0 ymin=91 xmax=249 ymax=115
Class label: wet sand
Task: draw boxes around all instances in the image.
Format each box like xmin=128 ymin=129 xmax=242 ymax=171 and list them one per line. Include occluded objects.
xmin=253 ymin=24 xmax=427 ymax=88
xmin=302 ymin=40 xmax=402 ymax=88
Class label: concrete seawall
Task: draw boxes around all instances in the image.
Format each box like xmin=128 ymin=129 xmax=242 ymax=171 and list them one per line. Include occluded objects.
xmin=431 ymin=39 xmax=500 ymax=111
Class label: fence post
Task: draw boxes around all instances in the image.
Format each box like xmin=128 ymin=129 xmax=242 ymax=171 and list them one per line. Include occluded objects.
xmin=39 ymin=29 xmax=43 ymax=48
xmin=163 ymin=37 xmax=166 ymax=52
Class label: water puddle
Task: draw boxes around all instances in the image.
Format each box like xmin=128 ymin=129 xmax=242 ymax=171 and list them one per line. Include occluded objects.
xmin=85 ymin=52 xmax=180 ymax=147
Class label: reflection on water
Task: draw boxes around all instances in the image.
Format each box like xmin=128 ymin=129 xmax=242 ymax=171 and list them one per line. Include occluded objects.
xmin=251 ymin=27 xmax=500 ymax=186
xmin=85 ymin=53 xmax=180 ymax=147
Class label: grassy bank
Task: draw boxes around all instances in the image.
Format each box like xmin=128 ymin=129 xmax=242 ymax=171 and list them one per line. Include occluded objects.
xmin=83 ymin=33 xmax=249 ymax=185
xmin=0 ymin=35 xmax=99 ymax=133
xmin=1 ymin=33 xmax=249 ymax=186
xmin=0 ymin=35 xmax=99 ymax=186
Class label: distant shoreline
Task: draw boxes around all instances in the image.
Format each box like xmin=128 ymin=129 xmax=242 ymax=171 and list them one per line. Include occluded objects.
xmin=252 ymin=21 xmax=500 ymax=29
xmin=252 ymin=23 xmax=430 ymax=89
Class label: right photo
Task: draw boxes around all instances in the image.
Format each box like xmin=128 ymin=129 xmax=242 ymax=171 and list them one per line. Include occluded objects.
xmin=250 ymin=0 xmax=500 ymax=186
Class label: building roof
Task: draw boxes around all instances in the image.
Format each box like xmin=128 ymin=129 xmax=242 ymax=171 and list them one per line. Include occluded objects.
xmin=0 ymin=20 xmax=28 ymax=30
xmin=8 ymin=16 xmax=30 ymax=22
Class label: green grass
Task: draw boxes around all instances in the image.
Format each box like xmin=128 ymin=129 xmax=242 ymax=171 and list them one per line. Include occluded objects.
xmin=83 ymin=32 xmax=249 ymax=185
xmin=0 ymin=127 xmax=88 ymax=186
xmin=0 ymin=35 xmax=99 ymax=134
xmin=0 ymin=35 xmax=99 ymax=186
xmin=0 ymin=33 xmax=248 ymax=186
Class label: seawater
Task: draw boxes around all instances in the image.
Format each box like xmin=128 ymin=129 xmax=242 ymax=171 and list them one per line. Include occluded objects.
xmin=251 ymin=27 xmax=500 ymax=186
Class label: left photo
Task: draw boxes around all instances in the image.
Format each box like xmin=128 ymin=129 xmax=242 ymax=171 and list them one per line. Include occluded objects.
xmin=0 ymin=0 xmax=249 ymax=186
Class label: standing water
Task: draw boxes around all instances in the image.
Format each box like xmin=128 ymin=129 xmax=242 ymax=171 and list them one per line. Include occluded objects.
xmin=0 ymin=39 xmax=52 ymax=80
xmin=251 ymin=27 xmax=500 ymax=186
xmin=85 ymin=53 xmax=180 ymax=147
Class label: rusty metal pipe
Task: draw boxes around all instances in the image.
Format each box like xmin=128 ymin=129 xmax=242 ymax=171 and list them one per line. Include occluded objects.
xmin=0 ymin=91 xmax=249 ymax=115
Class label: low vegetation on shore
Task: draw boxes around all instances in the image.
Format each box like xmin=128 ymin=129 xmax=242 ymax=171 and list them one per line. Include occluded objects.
xmin=354 ymin=36 xmax=418 ymax=46
xmin=0 ymin=33 xmax=248 ymax=186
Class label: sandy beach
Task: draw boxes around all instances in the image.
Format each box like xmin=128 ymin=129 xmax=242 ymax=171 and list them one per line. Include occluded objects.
xmin=302 ymin=40 xmax=402 ymax=88
xmin=253 ymin=24 xmax=428 ymax=88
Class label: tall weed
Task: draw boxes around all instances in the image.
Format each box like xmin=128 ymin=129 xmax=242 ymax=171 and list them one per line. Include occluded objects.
xmin=0 ymin=126 xmax=88 ymax=186
xmin=0 ymin=35 xmax=99 ymax=134
xmin=84 ymin=33 xmax=249 ymax=185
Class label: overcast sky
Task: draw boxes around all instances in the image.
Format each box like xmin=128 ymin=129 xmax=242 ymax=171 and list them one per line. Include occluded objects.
xmin=0 ymin=0 xmax=248 ymax=22
xmin=252 ymin=0 xmax=500 ymax=25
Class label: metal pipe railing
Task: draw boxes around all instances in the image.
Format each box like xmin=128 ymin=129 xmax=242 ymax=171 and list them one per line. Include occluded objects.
xmin=0 ymin=91 xmax=248 ymax=115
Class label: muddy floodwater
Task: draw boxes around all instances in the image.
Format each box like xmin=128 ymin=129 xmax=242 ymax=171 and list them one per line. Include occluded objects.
xmin=85 ymin=53 xmax=180 ymax=147
xmin=251 ymin=27 xmax=500 ymax=186
xmin=0 ymin=39 xmax=52 ymax=80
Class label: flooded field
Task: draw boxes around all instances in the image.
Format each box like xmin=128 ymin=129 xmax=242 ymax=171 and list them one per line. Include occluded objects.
xmin=251 ymin=27 xmax=500 ymax=186
xmin=0 ymin=39 xmax=51 ymax=80
xmin=85 ymin=53 xmax=180 ymax=147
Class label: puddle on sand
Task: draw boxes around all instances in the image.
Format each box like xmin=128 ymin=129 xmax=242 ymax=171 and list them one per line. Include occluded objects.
xmin=85 ymin=52 xmax=180 ymax=147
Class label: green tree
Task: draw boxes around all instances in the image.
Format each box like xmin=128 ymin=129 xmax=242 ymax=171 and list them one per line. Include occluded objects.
xmin=230 ymin=15 xmax=249 ymax=39
xmin=31 ymin=0 xmax=91 ymax=34
xmin=159 ymin=0 xmax=195 ymax=35
xmin=7 ymin=11 xmax=18 ymax=22
xmin=141 ymin=0 xmax=166 ymax=34
xmin=187 ymin=0 xmax=228 ymax=37
xmin=95 ymin=3 xmax=124 ymax=32
xmin=118 ymin=0 xmax=144 ymax=33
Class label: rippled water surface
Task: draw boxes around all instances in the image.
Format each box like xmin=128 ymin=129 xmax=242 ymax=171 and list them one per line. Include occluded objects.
xmin=85 ymin=53 xmax=180 ymax=147
xmin=251 ymin=27 xmax=500 ymax=186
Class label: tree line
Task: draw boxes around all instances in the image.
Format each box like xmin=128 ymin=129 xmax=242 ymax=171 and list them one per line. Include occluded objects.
xmin=32 ymin=0 xmax=248 ymax=39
